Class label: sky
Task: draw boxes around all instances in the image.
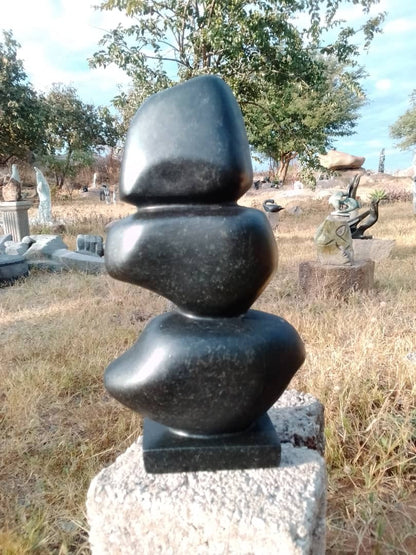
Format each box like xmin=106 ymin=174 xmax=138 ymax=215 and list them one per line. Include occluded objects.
xmin=1 ymin=0 xmax=415 ymax=173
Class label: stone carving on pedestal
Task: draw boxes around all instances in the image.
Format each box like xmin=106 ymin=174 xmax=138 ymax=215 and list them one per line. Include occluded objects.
xmin=300 ymin=174 xmax=376 ymax=296
xmin=34 ymin=167 xmax=52 ymax=224
xmin=262 ymin=198 xmax=284 ymax=231
xmin=378 ymin=148 xmax=385 ymax=173
xmin=315 ymin=212 xmax=353 ymax=266
xmin=328 ymin=174 xmax=382 ymax=239
xmin=104 ymin=75 xmax=305 ymax=473
xmin=2 ymin=164 xmax=22 ymax=202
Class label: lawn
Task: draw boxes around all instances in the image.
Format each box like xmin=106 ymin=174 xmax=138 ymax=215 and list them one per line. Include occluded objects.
xmin=1 ymin=193 xmax=415 ymax=553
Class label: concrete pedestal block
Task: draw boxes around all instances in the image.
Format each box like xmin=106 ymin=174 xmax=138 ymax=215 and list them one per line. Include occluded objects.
xmin=0 ymin=201 xmax=32 ymax=241
xmin=299 ymin=259 xmax=374 ymax=297
xmin=87 ymin=391 xmax=326 ymax=554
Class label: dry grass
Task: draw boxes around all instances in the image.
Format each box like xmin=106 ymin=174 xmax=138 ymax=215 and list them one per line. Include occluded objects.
xmin=1 ymin=193 xmax=416 ymax=553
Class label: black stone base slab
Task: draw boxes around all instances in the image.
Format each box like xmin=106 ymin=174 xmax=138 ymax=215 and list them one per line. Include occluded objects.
xmin=143 ymin=414 xmax=281 ymax=474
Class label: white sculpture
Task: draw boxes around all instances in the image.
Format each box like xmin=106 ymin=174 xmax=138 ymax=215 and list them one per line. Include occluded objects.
xmin=34 ymin=167 xmax=52 ymax=223
xmin=11 ymin=164 xmax=21 ymax=183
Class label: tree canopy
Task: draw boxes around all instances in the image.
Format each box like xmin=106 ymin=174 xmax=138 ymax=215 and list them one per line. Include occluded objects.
xmin=40 ymin=84 xmax=120 ymax=187
xmin=390 ymin=90 xmax=416 ymax=152
xmin=0 ymin=30 xmax=47 ymax=165
xmin=91 ymin=0 xmax=384 ymax=180
xmin=0 ymin=31 xmax=121 ymax=187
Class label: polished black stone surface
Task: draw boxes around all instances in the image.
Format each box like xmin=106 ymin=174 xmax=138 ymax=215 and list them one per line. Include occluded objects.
xmin=104 ymin=75 xmax=306 ymax=472
xmin=105 ymin=309 xmax=305 ymax=435
xmin=120 ymin=75 xmax=253 ymax=205
xmin=105 ymin=205 xmax=277 ymax=317
xmin=142 ymin=414 xmax=281 ymax=473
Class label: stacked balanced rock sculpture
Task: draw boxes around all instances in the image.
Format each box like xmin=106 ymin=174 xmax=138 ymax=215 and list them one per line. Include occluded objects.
xmin=105 ymin=75 xmax=305 ymax=473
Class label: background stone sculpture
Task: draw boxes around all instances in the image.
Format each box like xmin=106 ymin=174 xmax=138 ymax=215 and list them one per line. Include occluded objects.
xmin=34 ymin=167 xmax=52 ymax=224
xmin=104 ymin=75 xmax=305 ymax=473
xmin=315 ymin=213 xmax=353 ymax=265
xmin=328 ymin=175 xmax=381 ymax=239
xmin=319 ymin=149 xmax=365 ymax=171
xmin=2 ymin=164 xmax=22 ymax=202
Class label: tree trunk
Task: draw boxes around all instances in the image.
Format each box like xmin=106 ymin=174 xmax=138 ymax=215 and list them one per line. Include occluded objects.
xmin=278 ymin=152 xmax=297 ymax=184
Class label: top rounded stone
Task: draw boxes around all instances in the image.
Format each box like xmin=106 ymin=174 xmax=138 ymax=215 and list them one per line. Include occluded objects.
xmin=120 ymin=75 xmax=253 ymax=205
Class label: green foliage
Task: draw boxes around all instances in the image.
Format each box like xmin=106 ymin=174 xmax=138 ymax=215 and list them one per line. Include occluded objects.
xmin=39 ymin=84 xmax=121 ymax=188
xmin=0 ymin=30 xmax=47 ymax=165
xmin=369 ymin=188 xmax=387 ymax=202
xmin=91 ymin=0 xmax=384 ymax=180
xmin=390 ymin=89 xmax=416 ymax=151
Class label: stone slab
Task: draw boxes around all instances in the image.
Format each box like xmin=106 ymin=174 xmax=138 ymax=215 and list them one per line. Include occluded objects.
xmin=142 ymin=413 xmax=281 ymax=473
xmin=24 ymin=235 xmax=68 ymax=260
xmin=27 ymin=259 xmax=64 ymax=273
xmin=4 ymin=240 xmax=29 ymax=255
xmin=299 ymin=259 xmax=374 ymax=297
xmin=87 ymin=391 xmax=326 ymax=554
xmin=52 ymin=249 xmax=106 ymax=274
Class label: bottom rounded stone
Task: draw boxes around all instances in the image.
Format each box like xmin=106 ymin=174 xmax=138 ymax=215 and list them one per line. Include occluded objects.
xmin=105 ymin=309 xmax=305 ymax=435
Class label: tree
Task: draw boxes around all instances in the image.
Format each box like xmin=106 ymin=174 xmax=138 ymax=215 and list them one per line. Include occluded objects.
xmin=40 ymin=84 xmax=120 ymax=188
xmin=390 ymin=90 xmax=416 ymax=152
xmin=0 ymin=30 xmax=47 ymax=165
xmin=91 ymin=0 xmax=384 ymax=181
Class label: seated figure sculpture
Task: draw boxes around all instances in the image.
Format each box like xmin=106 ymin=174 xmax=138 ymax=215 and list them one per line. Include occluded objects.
xmin=104 ymin=75 xmax=305 ymax=473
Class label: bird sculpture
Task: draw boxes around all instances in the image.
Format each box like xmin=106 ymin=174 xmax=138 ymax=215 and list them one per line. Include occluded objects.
xmin=262 ymin=199 xmax=284 ymax=213
xmin=350 ymin=199 xmax=380 ymax=239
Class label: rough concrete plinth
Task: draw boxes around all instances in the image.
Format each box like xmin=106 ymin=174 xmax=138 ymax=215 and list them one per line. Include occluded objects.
xmin=0 ymin=201 xmax=32 ymax=241
xmin=87 ymin=391 xmax=326 ymax=554
xmin=299 ymin=259 xmax=374 ymax=297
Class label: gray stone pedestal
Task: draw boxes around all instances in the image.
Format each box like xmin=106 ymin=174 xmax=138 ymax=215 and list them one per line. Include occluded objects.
xmin=0 ymin=200 xmax=32 ymax=241
xmin=299 ymin=259 xmax=374 ymax=297
xmin=86 ymin=390 xmax=326 ymax=554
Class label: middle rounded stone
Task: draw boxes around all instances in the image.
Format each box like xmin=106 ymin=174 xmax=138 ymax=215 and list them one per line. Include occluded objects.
xmin=105 ymin=205 xmax=277 ymax=317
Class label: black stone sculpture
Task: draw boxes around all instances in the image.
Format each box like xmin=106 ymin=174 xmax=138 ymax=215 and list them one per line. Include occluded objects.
xmin=104 ymin=75 xmax=305 ymax=473
xmin=263 ymin=199 xmax=284 ymax=213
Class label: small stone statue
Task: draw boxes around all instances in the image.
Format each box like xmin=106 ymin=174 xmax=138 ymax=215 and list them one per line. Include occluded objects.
xmin=76 ymin=234 xmax=104 ymax=257
xmin=378 ymin=148 xmax=385 ymax=173
xmin=2 ymin=164 xmax=22 ymax=202
xmin=34 ymin=167 xmax=52 ymax=223
xmin=315 ymin=213 xmax=354 ymax=265
xmin=262 ymin=199 xmax=284 ymax=231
